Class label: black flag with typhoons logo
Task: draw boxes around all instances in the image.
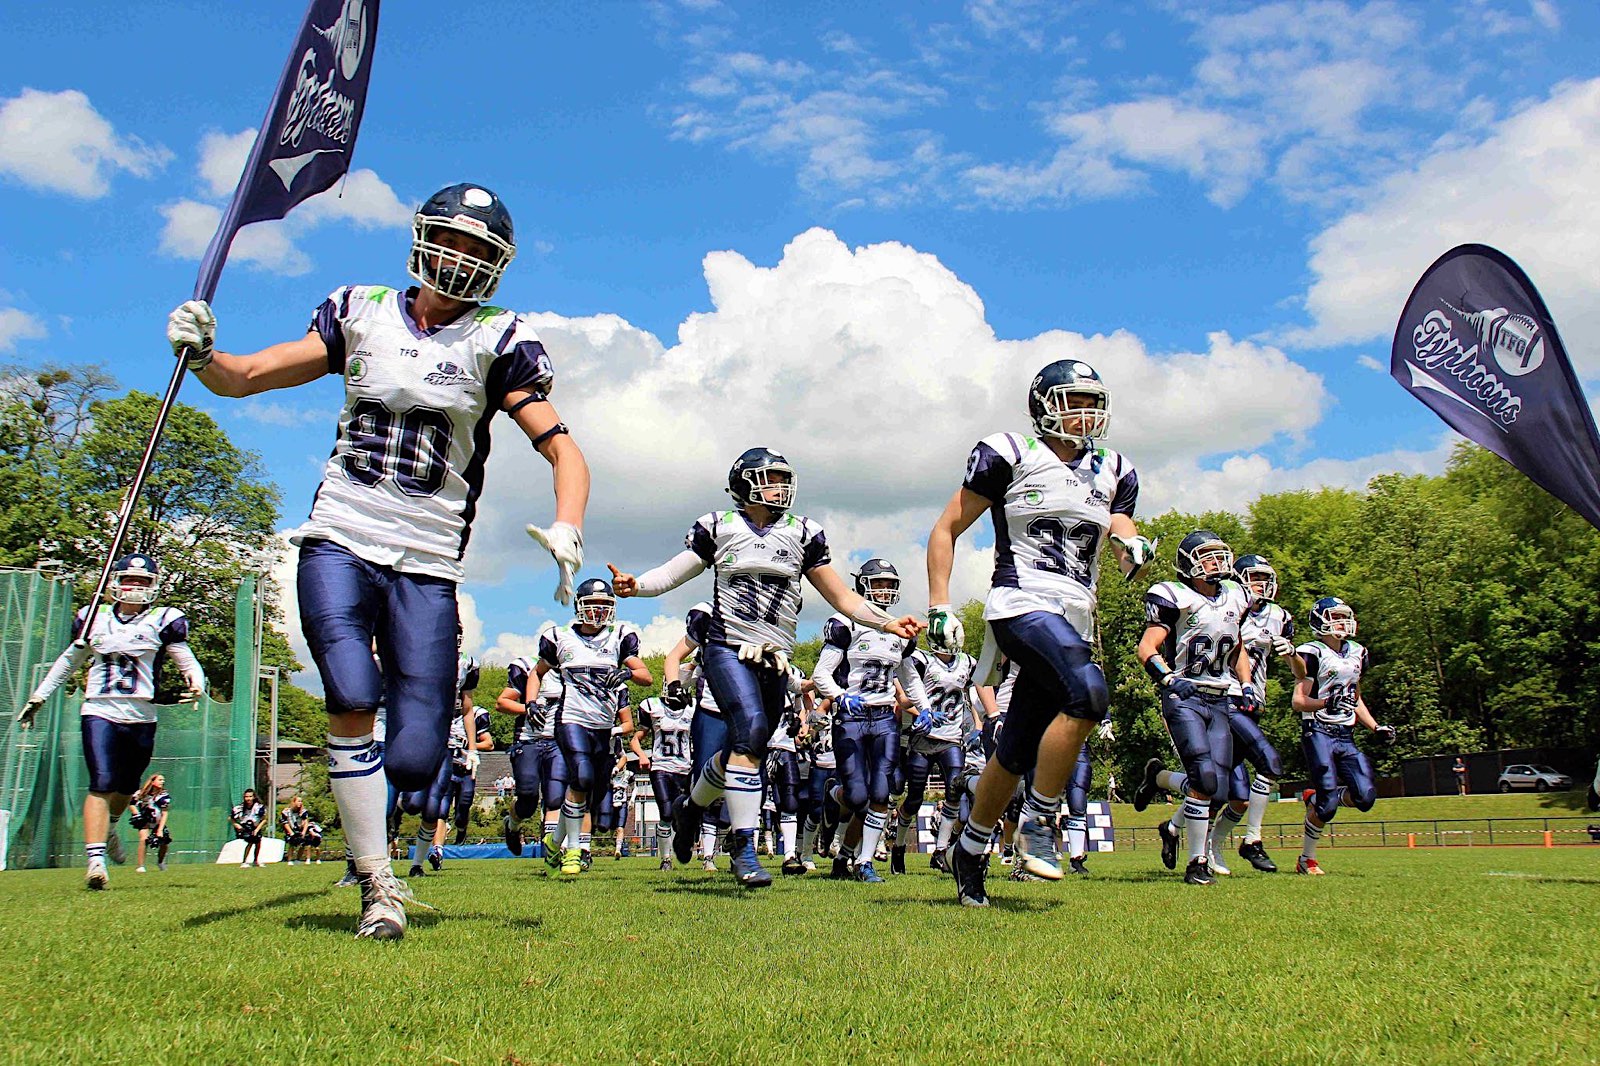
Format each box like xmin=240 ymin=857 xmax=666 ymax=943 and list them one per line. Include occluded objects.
xmin=1391 ymin=243 xmax=1600 ymax=530
xmin=193 ymin=0 xmax=381 ymax=301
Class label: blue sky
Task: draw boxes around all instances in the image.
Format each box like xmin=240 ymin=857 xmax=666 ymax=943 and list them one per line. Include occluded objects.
xmin=3 ymin=1 xmax=1597 ymax=683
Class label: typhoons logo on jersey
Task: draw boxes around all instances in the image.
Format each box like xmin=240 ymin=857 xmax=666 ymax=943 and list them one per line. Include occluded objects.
xmin=424 ymin=361 xmax=476 ymax=387
xmin=346 ymin=356 xmax=369 ymax=383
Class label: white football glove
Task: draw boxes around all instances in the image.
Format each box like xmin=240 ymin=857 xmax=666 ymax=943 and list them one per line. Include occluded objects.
xmin=16 ymin=695 xmax=44 ymax=729
xmin=525 ymin=521 xmax=584 ymax=605
xmin=182 ymin=684 xmax=205 ymax=703
xmin=1095 ymin=718 xmax=1115 ymax=743
xmin=1112 ymin=534 xmax=1158 ymax=582
xmin=465 ymin=749 xmax=481 ymax=774
xmin=926 ymin=604 xmax=965 ymax=653
xmin=1272 ymin=636 xmax=1297 ymax=658
xmin=167 ymin=300 xmax=216 ymax=370
xmin=737 ymin=642 xmax=789 ymax=676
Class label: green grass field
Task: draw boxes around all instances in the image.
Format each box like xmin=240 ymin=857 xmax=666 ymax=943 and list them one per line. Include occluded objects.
xmin=2 ymin=844 xmax=1597 ymax=1065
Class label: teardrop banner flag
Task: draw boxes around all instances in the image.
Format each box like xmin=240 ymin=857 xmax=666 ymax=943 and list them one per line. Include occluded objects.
xmin=1391 ymin=243 xmax=1600 ymax=530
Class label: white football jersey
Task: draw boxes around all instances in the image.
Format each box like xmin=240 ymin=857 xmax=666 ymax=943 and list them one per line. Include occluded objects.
xmin=1145 ymin=579 xmax=1252 ymax=692
xmin=684 ymin=509 xmax=831 ymax=652
xmin=911 ymin=650 xmax=977 ymax=744
xmin=638 ymin=696 xmax=693 ymax=776
xmin=539 ymin=621 xmax=642 ymax=730
xmin=963 ymin=432 xmax=1138 ymax=629
xmin=35 ymin=605 xmax=204 ymax=725
xmin=457 ymin=655 xmax=480 ymax=698
xmin=820 ymin=613 xmax=918 ymax=709
xmin=291 ymin=284 xmax=555 ymax=582
xmin=448 ymin=708 xmax=490 ymax=756
xmin=1296 ymin=639 xmax=1370 ymax=728
xmin=1239 ymin=602 xmax=1295 ymax=696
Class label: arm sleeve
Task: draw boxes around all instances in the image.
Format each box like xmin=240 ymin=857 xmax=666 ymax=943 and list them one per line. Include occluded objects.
xmin=896 ymin=656 xmax=930 ymax=708
xmin=1143 ymin=588 xmax=1179 ymax=628
xmin=962 ymin=440 xmax=1013 ymax=504
xmin=165 ymin=642 xmax=207 ymax=692
xmin=811 ymin=644 xmax=846 ymax=700
xmin=31 ymin=643 xmax=92 ymax=701
xmin=634 ymin=550 xmax=709 ymax=597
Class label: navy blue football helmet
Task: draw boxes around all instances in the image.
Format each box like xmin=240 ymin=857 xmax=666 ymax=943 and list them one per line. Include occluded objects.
xmin=726 ymin=447 xmax=796 ymax=513
xmin=110 ymin=552 xmax=160 ymax=606
xmin=407 ymin=183 xmax=516 ymax=301
xmin=574 ymin=578 xmax=616 ymax=628
xmin=1310 ymin=597 xmax=1357 ymax=640
xmin=1028 ymin=359 xmax=1110 ymax=448
xmin=1175 ymin=530 xmax=1233 ymax=587
xmin=1233 ymin=554 xmax=1278 ymax=605
xmin=853 ymin=558 xmax=901 ymax=606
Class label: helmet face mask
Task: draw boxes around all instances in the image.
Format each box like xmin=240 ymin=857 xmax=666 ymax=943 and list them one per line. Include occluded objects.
xmin=1175 ymin=531 xmax=1233 ymax=588
xmin=727 ymin=448 xmax=797 ymax=514
xmin=853 ymin=559 xmax=901 ymax=607
xmin=574 ymin=578 xmax=616 ymax=628
xmin=407 ymin=184 xmax=515 ymax=302
xmin=1234 ymin=555 xmax=1278 ymax=605
xmin=1311 ymin=597 xmax=1357 ymax=640
xmin=110 ymin=553 xmax=160 ymax=606
xmin=1029 ymin=360 xmax=1110 ymax=448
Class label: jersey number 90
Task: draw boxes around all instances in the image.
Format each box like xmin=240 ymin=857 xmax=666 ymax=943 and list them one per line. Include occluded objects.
xmin=343 ymin=398 xmax=453 ymax=498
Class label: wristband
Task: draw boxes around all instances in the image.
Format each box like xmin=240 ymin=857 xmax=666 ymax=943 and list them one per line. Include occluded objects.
xmin=1143 ymin=655 xmax=1173 ymax=686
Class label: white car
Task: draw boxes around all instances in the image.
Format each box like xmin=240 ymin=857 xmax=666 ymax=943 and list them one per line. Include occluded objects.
xmin=1496 ymin=764 xmax=1573 ymax=793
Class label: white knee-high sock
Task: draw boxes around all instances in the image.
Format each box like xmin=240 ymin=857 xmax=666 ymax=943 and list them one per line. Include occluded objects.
xmin=801 ymin=815 xmax=820 ymax=857
xmin=1213 ymin=804 xmax=1244 ymax=853
xmin=327 ymin=733 xmax=388 ymax=868
xmin=1245 ymin=775 xmax=1273 ymax=844
xmin=859 ymin=810 xmax=889 ymax=863
xmin=1302 ymin=817 xmax=1323 ymax=859
xmin=723 ymin=766 xmax=763 ymax=832
xmin=1183 ymin=798 xmax=1210 ymax=865
xmin=936 ymin=801 xmax=959 ymax=850
xmin=561 ymin=800 xmax=586 ymax=851
xmin=1065 ymin=814 xmax=1088 ymax=860
xmin=780 ymin=814 xmax=799 ymax=858
xmin=1157 ymin=769 xmax=1188 ymax=793
xmin=691 ymin=755 xmax=728 ymax=807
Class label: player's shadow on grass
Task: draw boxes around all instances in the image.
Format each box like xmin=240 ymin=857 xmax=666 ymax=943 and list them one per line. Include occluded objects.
xmin=648 ymin=880 xmax=762 ymax=899
xmin=180 ymin=891 xmax=327 ymax=928
xmin=284 ymin=910 xmax=545 ymax=934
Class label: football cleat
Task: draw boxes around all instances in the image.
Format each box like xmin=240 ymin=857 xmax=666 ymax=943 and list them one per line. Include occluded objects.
xmin=541 ymin=832 xmax=562 ymax=871
xmin=1009 ymin=862 xmax=1045 ymax=882
xmin=335 ymin=863 xmax=360 ymax=888
xmin=136 ymin=865 xmax=147 ymax=873
xmin=1133 ymin=758 xmax=1164 ymax=813
xmin=890 ymin=846 xmax=907 ymax=875
xmin=1296 ymin=855 xmax=1326 ymax=876
xmin=427 ymin=846 xmax=443 ymax=872
xmin=701 ymin=859 xmax=717 ymax=873
xmin=1016 ymin=812 xmax=1064 ymax=881
xmin=503 ymin=815 xmax=524 ymax=856
xmin=802 ymin=858 xmax=817 ymax=872
xmin=157 ymin=861 xmax=168 ymax=872
xmin=672 ymin=802 xmax=700 ymax=866
xmin=855 ymin=861 xmax=885 ymax=884
xmin=354 ymin=867 xmax=413 ymax=940
xmin=1300 ymin=788 xmax=1316 ymax=807
xmin=1183 ymin=858 xmax=1215 ymax=886
xmin=85 ymin=858 xmax=109 ymax=891
xmin=1068 ymin=856 xmax=1090 ymax=876
xmin=560 ymin=848 xmax=584 ymax=876
xmin=1157 ymin=821 xmax=1180 ymax=871
xmin=730 ymin=833 xmax=772 ymax=888
xmin=407 ymin=863 xmax=425 ymax=879
xmin=950 ymin=844 xmax=990 ymax=908
xmin=1238 ymin=840 xmax=1278 ymax=872
xmin=106 ymin=832 xmax=126 ymax=865
xmin=1208 ymin=849 xmax=1232 ymax=876
xmin=453 ymin=826 xmax=468 ymax=846
xmin=999 ymin=844 xmax=1015 ymax=866
xmin=580 ymin=849 xmax=593 ymax=871
xmin=830 ymin=855 xmax=853 ymax=880
xmin=929 ymin=848 xmax=950 ymax=874
xmin=781 ymin=855 xmax=807 ymax=876
xmin=659 ymin=858 xmax=673 ymax=871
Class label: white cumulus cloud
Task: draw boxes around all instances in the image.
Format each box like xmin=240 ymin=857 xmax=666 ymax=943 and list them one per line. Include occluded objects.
xmin=0 ymin=88 xmax=170 ymax=199
xmin=0 ymin=307 xmax=48 ymax=353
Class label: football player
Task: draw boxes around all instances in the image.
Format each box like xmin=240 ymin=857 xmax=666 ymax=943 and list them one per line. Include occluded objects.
xmin=1294 ymin=597 xmax=1396 ymax=874
xmin=1136 ymin=530 xmax=1253 ymax=885
xmin=130 ymin=773 xmax=172 ymax=873
xmin=811 ymin=559 xmax=930 ymax=884
xmin=765 ymin=666 xmax=814 ymax=875
xmin=171 ymin=183 xmax=589 ymax=938
xmin=498 ymin=621 xmax=567 ymax=863
xmin=280 ymin=794 xmax=315 ymax=865
xmin=231 ymin=788 xmax=266 ymax=868
xmin=927 ymin=361 xmax=1154 ymax=905
xmin=534 ymin=579 xmax=650 ymax=875
xmin=610 ymin=447 xmax=922 ymax=888
xmin=800 ymin=695 xmax=840 ymax=869
xmin=633 ymin=686 xmax=694 ymax=871
xmin=898 ymin=639 xmax=989 ymax=874
xmin=17 ymin=553 xmax=205 ymax=890
xmin=1063 ymin=718 xmax=1115 ymax=876
xmin=1213 ymin=554 xmax=1299 ymax=873
xmin=661 ymin=606 xmax=733 ymax=873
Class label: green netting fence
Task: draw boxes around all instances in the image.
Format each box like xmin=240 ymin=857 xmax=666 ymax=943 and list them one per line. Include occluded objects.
xmin=0 ymin=568 xmax=258 ymax=869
